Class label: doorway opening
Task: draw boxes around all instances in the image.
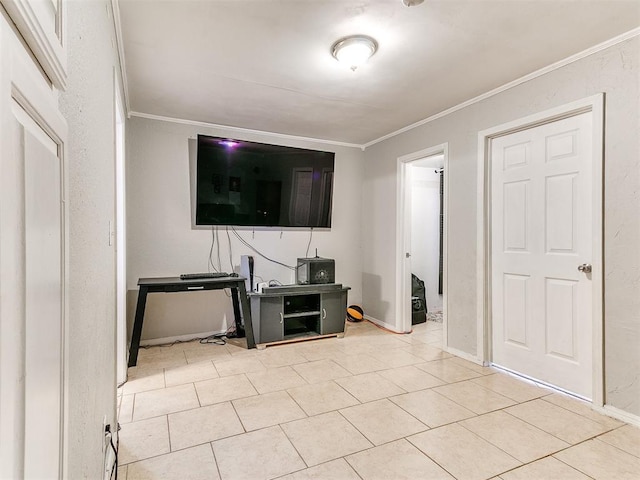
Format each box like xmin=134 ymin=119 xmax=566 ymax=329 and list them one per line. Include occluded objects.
xmin=397 ymin=144 xmax=448 ymax=345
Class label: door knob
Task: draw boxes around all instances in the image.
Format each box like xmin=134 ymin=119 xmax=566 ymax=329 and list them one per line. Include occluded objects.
xmin=578 ymin=264 xmax=592 ymax=273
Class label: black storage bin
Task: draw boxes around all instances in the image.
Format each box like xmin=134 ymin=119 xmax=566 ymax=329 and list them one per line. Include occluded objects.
xmin=411 ymin=274 xmax=427 ymax=325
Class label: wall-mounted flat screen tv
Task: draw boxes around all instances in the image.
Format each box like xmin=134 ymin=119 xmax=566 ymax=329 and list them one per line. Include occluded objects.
xmin=195 ymin=135 xmax=335 ymax=228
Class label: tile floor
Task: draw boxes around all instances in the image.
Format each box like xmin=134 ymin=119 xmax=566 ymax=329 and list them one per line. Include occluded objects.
xmin=117 ymin=320 xmax=640 ymax=480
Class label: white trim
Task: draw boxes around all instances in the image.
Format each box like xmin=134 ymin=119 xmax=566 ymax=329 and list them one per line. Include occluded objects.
xmin=445 ymin=346 xmax=484 ymax=366
xmin=363 ymin=27 xmax=639 ymax=149
xmin=110 ymin=0 xmax=131 ymax=116
xmin=396 ymin=144 xmax=449 ymax=340
xmin=129 ymin=111 xmax=363 ymax=150
xmin=594 ymin=405 xmax=640 ymax=428
xmin=476 ymin=93 xmax=605 ymax=406
xmin=2 ymin=0 xmax=67 ymax=90
xmin=364 ymin=315 xmax=402 ymax=334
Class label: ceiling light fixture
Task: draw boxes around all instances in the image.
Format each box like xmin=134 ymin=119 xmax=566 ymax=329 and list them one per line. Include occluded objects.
xmin=402 ymin=0 xmax=424 ymax=6
xmin=331 ymin=35 xmax=378 ymax=71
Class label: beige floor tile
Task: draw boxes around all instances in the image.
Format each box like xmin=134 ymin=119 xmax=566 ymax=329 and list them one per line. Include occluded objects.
xmin=415 ymin=358 xmax=483 ymax=383
xmin=232 ymin=390 xmax=306 ymax=431
xmin=543 ymin=393 xmax=625 ymax=429
xmin=331 ymin=353 xmax=387 ymax=374
xmin=506 ymin=398 xmax=610 ymax=444
xmin=499 ymin=456 xmax=591 ymax=480
xmin=335 ymin=372 xmax=405 ymax=403
xmin=471 ymin=373 xmax=550 ymax=403
xmin=184 ymin=345 xmax=232 ymax=364
xmin=340 ymin=399 xmax=428 ymax=445
xmin=434 ymin=381 xmax=516 ymax=414
xmin=117 ymin=465 xmax=127 ymax=480
xmin=168 ymin=402 xmax=244 ymax=450
xmin=212 ymin=425 xmax=305 ymax=480
xmin=287 ymin=381 xmax=359 ymax=416
xmin=164 ymin=360 xmax=218 ymax=387
xmin=378 ymin=365 xmax=445 ymax=391
xmin=346 ymin=439 xmax=454 ymax=480
xmin=121 ymin=371 xmax=165 ymax=395
xmin=133 ymin=384 xmax=200 ymax=421
xmin=554 ymin=438 xmax=640 ymax=479
xmin=278 ymin=459 xmax=361 ymax=480
xmin=257 ymin=348 xmax=308 ymax=368
xmin=137 ymin=348 xmax=188 ymax=370
xmin=282 ymin=411 xmax=373 ymax=466
xmin=119 ymin=416 xmax=170 ymax=465
xmin=119 ymin=394 xmax=134 ymax=424
xmin=390 ymin=389 xmax=476 ymax=427
xmin=461 ymin=410 xmax=570 ymax=463
xmin=126 ymin=444 xmax=219 ymax=480
xmin=246 ymin=366 xmax=307 ymax=393
xmin=368 ymin=349 xmax=424 ymax=368
xmin=195 ymin=374 xmax=257 ymax=406
xmin=295 ymin=341 xmax=346 ymax=362
xmin=213 ymin=356 xmax=266 ymax=377
xmin=597 ymin=425 xmax=640 ymax=457
xmin=408 ymin=423 xmax=521 ymax=480
xmin=400 ymin=343 xmax=452 ymax=362
xmin=292 ymin=359 xmax=351 ymax=383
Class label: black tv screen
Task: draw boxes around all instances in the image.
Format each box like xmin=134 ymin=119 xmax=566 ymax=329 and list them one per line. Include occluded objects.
xmin=195 ymin=135 xmax=335 ymax=228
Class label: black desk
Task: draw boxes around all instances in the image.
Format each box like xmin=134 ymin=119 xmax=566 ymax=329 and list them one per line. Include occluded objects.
xmin=129 ymin=276 xmax=255 ymax=367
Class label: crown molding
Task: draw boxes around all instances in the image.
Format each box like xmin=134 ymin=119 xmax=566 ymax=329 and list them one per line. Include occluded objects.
xmin=363 ymin=27 xmax=640 ymax=149
xmin=129 ymin=111 xmax=364 ymax=150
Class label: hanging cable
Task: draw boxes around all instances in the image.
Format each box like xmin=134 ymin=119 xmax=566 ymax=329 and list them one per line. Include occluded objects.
xmin=230 ymin=227 xmax=295 ymax=270
xmin=226 ymin=226 xmax=234 ymax=272
xmin=208 ymin=227 xmax=219 ymax=273
xmin=305 ymin=227 xmax=313 ymax=257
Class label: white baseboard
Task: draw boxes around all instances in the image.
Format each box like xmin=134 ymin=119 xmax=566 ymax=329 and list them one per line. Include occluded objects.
xmin=139 ymin=329 xmax=225 ymax=347
xmin=444 ymin=345 xmax=485 ymax=365
xmin=365 ymin=315 xmax=403 ymax=333
xmin=595 ymin=404 xmax=640 ymax=428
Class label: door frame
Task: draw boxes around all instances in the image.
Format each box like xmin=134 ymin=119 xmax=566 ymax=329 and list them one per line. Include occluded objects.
xmin=114 ymin=69 xmax=127 ymax=385
xmin=476 ymin=94 xmax=604 ymax=405
xmin=396 ymin=143 xmax=449 ymax=342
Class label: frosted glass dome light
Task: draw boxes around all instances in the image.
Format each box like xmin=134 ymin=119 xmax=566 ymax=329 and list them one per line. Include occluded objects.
xmin=331 ymin=35 xmax=378 ymax=71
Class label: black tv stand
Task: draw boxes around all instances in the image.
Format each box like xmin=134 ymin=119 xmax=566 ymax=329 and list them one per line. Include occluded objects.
xmin=250 ymin=283 xmax=349 ymax=346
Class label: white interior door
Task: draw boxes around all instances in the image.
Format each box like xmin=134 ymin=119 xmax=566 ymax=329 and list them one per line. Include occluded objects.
xmin=491 ymin=112 xmax=593 ymax=398
xmin=0 ymin=13 xmax=67 ymax=478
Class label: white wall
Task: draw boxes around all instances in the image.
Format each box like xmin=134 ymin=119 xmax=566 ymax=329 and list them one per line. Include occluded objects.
xmin=362 ymin=37 xmax=640 ymax=416
xmin=58 ymin=1 xmax=124 ymax=477
xmin=411 ymin=166 xmax=442 ymax=312
xmin=127 ymin=117 xmax=364 ymax=341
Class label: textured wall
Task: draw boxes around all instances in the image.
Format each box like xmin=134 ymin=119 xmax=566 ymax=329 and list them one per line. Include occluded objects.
xmin=59 ymin=1 xmax=123 ymax=477
xmin=126 ymin=117 xmax=364 ymax=341
xmin=363 ymin=37 xmax=640 ymax=416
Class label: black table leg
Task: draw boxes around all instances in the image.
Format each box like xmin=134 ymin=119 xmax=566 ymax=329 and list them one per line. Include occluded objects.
xmin=128 ymin=286 xmax=149 ymax=367
xmin=237 ymin=282 xmax=255 ymax=349
xmin=230 ymin=287 xmax=245 ymax=338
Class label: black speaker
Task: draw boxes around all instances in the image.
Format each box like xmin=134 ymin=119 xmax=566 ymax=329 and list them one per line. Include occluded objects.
xmin=240 ymin=255 xmax=254 ymax=291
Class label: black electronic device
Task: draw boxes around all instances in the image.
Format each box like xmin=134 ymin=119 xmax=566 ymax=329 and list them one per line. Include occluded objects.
xmin=296 ymin=257 xmax=335 ymax=285
xmin=195 ymin=134 xmax=335 ymax=228
xmin=180 ymin=272 xmax=230 ymax=280
xmin=240 ymin=255 xmax=254 ymax=291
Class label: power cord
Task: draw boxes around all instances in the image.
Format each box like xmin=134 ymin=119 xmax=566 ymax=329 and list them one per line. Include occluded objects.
xmin=105 ymin=423 xmax=120 ymax=480
xmin=230 ymin=227 xmax=295 ymax=270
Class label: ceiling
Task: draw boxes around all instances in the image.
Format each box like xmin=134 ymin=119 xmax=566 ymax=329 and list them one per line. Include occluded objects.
xmin=116 ymin=0 xmax=640 ymax=146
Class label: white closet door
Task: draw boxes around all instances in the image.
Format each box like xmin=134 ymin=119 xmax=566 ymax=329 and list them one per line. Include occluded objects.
xmin=491 ymin=112 xmax=593 ymax=398
xmin=0 ymin=12 xmax=68 ymax=479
